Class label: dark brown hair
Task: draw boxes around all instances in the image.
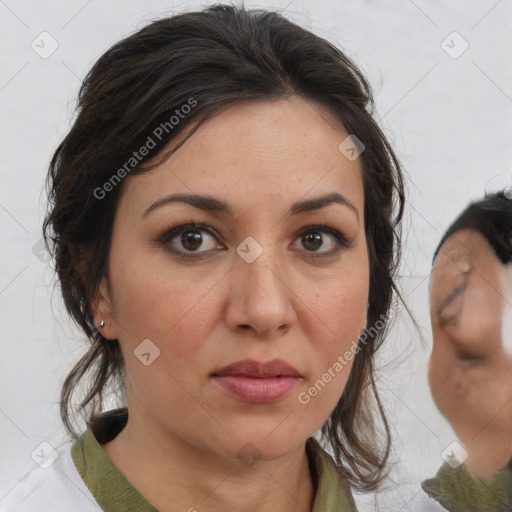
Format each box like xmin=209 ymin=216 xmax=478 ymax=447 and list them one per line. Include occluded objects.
xmin=43 ymin=4 xmax=406 ymax=492
xmin=433 ymin=191 xmax=512 ymax=265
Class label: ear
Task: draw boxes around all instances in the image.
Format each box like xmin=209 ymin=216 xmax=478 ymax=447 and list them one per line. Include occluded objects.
xmin=90 ymin=276 xmax=119 ymax=340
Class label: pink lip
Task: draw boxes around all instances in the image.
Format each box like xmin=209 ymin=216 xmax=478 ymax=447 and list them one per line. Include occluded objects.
xmin=211 ymin=359 xmax=302 ymax=403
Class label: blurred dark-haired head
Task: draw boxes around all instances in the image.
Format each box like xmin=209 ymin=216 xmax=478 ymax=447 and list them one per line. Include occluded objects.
xmin=433 ymin=191 xmax=512 ymax=266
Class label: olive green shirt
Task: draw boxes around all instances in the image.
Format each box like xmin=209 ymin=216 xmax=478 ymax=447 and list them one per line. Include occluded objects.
xmin=70 ymin=408 xmax=357 ymax=511
xmin=421 ymin=457 xmax=512 ymax=512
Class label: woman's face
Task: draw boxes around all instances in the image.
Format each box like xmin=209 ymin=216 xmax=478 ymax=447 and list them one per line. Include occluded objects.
xmin=95 ymin=97 xmax=369 ymax=461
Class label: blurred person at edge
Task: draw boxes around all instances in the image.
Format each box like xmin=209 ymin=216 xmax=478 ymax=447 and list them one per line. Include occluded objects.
xmin=421 ymin=191 xmax=512 ymax=511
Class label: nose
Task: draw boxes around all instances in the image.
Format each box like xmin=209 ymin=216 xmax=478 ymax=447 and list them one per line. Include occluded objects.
xmin=224 ymin=240 xmax=296 ymax=339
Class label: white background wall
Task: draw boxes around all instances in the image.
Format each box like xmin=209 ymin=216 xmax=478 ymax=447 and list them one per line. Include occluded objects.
xmin=1 ymin=0 xmax=511 ymax=510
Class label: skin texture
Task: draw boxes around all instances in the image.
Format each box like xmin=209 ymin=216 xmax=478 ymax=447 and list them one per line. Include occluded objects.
xmin=92 ymin=97 xmax=369 ymax=512
xmin=429 ymin=228 xmax=512 ymax=478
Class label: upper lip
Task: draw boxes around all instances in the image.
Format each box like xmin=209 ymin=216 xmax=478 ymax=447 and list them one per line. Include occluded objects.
xmin=212 ymin=359 xmax=302 ymax=378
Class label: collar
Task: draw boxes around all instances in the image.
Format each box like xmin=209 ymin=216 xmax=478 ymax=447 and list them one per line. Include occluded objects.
xmin=71 ymin=407 xmax=357 ymax=511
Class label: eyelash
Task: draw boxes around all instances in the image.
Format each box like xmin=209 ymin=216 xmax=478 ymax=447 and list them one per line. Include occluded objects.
xmin=155 ymin=221 xmax=353 ymax=259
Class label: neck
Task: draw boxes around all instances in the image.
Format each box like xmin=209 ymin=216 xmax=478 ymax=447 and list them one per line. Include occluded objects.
xmin=101 ymin=406 xmax=315 ymax=512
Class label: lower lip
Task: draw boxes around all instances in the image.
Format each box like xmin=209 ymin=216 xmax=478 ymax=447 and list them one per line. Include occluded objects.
xmin=212 ymin=375 xmax=301 ymax=403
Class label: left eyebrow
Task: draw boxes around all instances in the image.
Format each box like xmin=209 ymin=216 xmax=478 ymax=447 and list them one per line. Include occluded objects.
xmin=142 ymin=192 xmax=359 ymax=224
xmin=288 ymin=192 xmax=359 ymax=223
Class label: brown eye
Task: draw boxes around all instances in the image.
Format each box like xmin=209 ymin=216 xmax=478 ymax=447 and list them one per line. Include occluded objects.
xmin=302 ymin=232 xmax=323 ymax=251
xmin=180 ymin=230 xmax=204 ymax=251
xmin=157 ymin=223 xmax=222 ymax=258
xmin=157 ymin=222 xmax=351 ymax=260
xmin=172 ymin=228 xmax=219 ymax=253
xmin=293 ymin=225 xmax=351 ymax=257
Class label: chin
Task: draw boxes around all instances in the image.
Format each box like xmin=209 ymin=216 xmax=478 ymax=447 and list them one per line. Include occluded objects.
xmin=213 ymin=428 xmax=306 ymax=463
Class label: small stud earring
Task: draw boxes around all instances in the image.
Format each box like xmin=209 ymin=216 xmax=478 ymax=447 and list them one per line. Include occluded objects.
xmin=99 ymin=320 xmax=105 ymax=328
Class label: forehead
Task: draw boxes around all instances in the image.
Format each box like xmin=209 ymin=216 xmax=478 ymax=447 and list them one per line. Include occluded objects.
xmin=432 ymin=229 xmax=503 ymax=279
xmin=119 ymin=97 xmax=365 ymax=221
xmin=187 ymin=97 xmax=347 ymax=149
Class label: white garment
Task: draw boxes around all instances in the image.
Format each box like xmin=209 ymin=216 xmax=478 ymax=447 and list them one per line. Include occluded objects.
xmin=0 ymin=438 xmax=449 ymax=512
xmin=0 ymin=440 xmax=102 ymax=512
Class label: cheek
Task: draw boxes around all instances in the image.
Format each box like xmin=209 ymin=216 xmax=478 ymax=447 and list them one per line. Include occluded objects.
xmin=305 ymin=268 xmax=369 ymax=341
xmin=108 ymin=249 xmax=220 ymax=363
xmin=108 ymin=254 xmax=221 ymax=423
xmin=296 ymin=275 xmax=368 ymax=408
xmin=460 ymin=278 xmax=504 ymax=340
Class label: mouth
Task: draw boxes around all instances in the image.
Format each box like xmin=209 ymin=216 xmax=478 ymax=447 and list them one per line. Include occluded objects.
xmin=211 ymin=359 xmax=302 ymax=403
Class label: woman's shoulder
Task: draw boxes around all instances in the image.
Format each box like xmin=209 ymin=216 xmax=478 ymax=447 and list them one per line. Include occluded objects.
xmin=0 ymin=437 xmax=101 ymax=512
